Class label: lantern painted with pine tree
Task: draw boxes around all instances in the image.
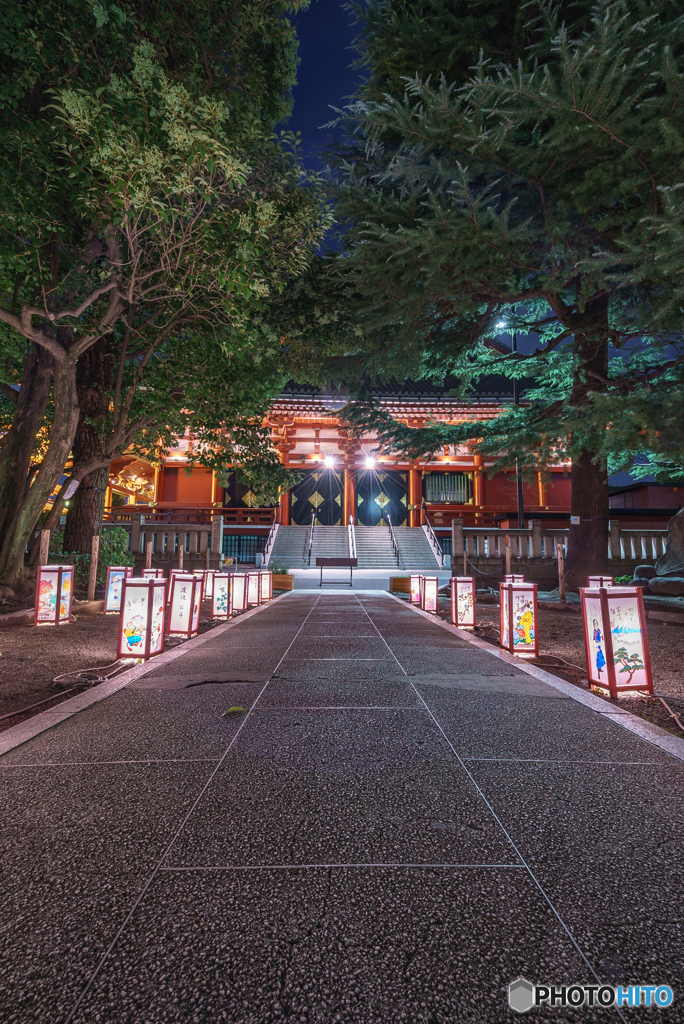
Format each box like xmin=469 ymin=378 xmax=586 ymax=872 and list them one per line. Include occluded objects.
xmin=580 ymin=586 xmax=652 ymax=698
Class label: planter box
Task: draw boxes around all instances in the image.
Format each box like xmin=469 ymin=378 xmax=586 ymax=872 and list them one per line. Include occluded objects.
xmin=273 ymin=574 xmax=294 ymax=591
xmin=389 ymin=576 xmax=410 ymax=594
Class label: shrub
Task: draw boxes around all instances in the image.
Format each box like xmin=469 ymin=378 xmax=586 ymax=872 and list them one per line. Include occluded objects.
xmin=49 ymin=526 xmax=135 ymax=588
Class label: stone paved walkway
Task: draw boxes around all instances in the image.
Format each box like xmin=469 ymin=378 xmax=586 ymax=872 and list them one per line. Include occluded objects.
xmin=1 ymin=593 xmax=683 ymax=1023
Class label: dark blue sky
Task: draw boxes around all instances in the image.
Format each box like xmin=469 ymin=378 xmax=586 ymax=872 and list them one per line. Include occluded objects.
xmin=288 ymin=0 xmax=360 ymax=168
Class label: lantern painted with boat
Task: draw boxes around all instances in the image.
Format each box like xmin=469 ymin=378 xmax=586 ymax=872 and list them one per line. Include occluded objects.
xmin=35 ymin=565 xmax=75 ymax=626
xmin=500 ymin=582 xmax=538 ymax=657
xmin=586 ymin=575 xmax=614 ymax=588
xmin=104 ymin=566 xmax=133 ymax=614
xmin=117 ymin=577 xmax=166 ymax=660
xmin=409 ymin=574 xmax=422 ymax=605
xmin=450 ymin=577 xmax=476 ymax=628
xmin=580 ymin=586 xmax=653 ymax=698
xmin=421 ymin=576 xmax=439 ymax=614
xmin=166 ymin=573 xmax=202 ymax=639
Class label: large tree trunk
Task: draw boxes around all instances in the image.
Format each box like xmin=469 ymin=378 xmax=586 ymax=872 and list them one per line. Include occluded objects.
xmin=63 ymin=338 xmax=113 ymax=552
xmin=0 ymin=338 xmax=81 ymax=589
xmin=564 ymin=296 xmax=610 ymax=591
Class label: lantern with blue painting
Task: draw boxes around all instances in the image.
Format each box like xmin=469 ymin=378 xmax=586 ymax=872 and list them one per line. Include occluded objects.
xmin=34 ymin=565 xmax=75 ymax=626
xmin=409 ymin=574 xmax=422 ymax=605
xmin=586 ymin=575 xmax=614 ymax=588
xmin=500 ymin=582 xmax=538 ymax=657
xmin=117 ymin=577 xmax=167 ymax=661
xmin=104 ymin=566 xmax=133 ymax=614
xmin=421 ymin=576 xmax=439 ymax=614
xmin=451 ymin=577 xmax=476 ymax=628
xmin=211 ymin=573 xmax=232 ymax=620
xmin=166 ymin=573 xmax=202 ymax=639
xmin=580 ymin=586 xmax=653 ymax=698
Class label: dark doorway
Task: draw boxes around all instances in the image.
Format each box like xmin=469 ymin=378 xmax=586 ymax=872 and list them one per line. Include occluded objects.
xmin=291 ymin=469 xmax=343 ymax=525
xmin=356 ymin=470 xmax=408 ymax=526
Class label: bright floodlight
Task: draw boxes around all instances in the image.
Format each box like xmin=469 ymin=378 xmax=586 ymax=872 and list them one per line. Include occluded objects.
xmin=364 ymin=457 xmax=375 ymax=469
xmin=324 ymin=456 xmax=335 ymax=468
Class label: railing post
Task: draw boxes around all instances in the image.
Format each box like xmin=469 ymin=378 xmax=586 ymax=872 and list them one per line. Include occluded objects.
xmin=531 ymin=519 xmax=542 ymax=559
xmin=87 ymin=535 xmax=99 ymax=602
xmin=451 ymin=518 xmax=463 ymax=576
xmin=131 ymin=514 xmax=141 ymax=557
xmin=39 ymin=529 xmax=50 ymax=566
xmin=210 ymin=515 xmax=223 ymax=569
xmin=609 ymin=519 xmax=621 ymax=560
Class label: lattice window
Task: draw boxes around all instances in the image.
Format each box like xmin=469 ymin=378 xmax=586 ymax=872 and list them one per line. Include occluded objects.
xmin=425 ymin=472 xmax=470 ymax=504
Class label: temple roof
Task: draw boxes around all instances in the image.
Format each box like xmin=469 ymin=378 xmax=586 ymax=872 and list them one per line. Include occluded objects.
xmin=279 ymin=374 xmax=521 ymax=402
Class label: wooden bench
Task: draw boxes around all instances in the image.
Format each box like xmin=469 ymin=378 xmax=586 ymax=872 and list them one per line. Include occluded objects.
xmin=315 ymin=557 xmax=358 ymax=587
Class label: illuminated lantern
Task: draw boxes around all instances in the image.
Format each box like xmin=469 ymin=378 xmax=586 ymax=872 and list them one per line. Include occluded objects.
xmin=247 ymin=571 xmax=262 ymax=606
xmin=203 ymin=569 xmax=218 ymax=600
xmin=104 ymin=566 xmax=133 ymax=614
xmin=260 ymin=570 xmax=273 ymax=602
xmin=117 ymin=577 xmax=166 ymax=661
xmin=231 ymin=572 xmax=249 ymax=613
xmin=505 ymin=574 xmax=525 ymax=584
xmin=35 ymin=565 xmax=75 ymax=626
xmin=142 ymin=568 xmax=164 ymax=579
xmin=500 ymin=582 xmax=538 ymax=658
xmin=211 ymin=573 xmax=233 ymax=620
xmin=166 ymin=573 xmax=202 ymax=639
xmin=587 ymin=575 xmax=614 ymax=587
xmin=410 ymin=574 xmax=422 ymax=605
xmin=421 ymin=576 xmax=439 ymax=614
xmin=450 ymin=577 xmax=476 ymax=628
xmin=580 ymin=586 xmax=653 ymax=697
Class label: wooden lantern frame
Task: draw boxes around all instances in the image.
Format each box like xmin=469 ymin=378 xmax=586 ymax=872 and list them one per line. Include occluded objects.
xmin=247 ymin=571 xmax=262 ymax=607
xmin=104 ymin=565 xmax=133 ymax=614
xmin=35 ymin=565 xmax=75 ymax=626
xmin=231 ymin=572 xmax=249 ymax=612
xmin=166 ymin=573 xmax=202 ymax=639
xmin=450 ymin=576 xmax=476 ymax=628
xmin=587 ymin=575 xmax=614 ymax=587
xmin=421 ymin=575 xmax=439 ymax=614
xmin=504 ymin=574 xmax=525 ymax=584
xmin=410 ymin=574 xmax=422 ymax=605
xmin=117 ymin=577 xmax=167 ymax=660
xmin=499 ymin=582 xmax=539 ymax=657
xmin=211 ymin=573 xmax=233 ymax=620
xmin=260 ymin=570 xmax=273 ymax=602
xmin=580 ymin=586 xmax=653 ymax=697
xmin=142 ymin=568 xmax=164 ymax=579
xmin=203 ymin=569 xmax=218 ymax=600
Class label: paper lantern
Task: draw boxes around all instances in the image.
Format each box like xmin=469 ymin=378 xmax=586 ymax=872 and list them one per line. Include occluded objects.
xmin=247 ymin=571 xmax=262 ymax=606
xmin=451 ymin=577 xmax=476 ymax=628
xmin=34 ymin=565 xmax=74 ymax=626
xmin=409 ymin=574 xmax=422 ymax=605
xmin=203 ymin=569 xmax=218 ymax=600
xmin=260 ymin=570 xmax=273 ymax=601
xmin=142 ymin=568 xmax=164 ymax=579
xmin=587 ymin=575 xmax=614 ymax=587
xmin=166 ymin=573 xmax=202 ymax=639
xmin=500 ymin=582 xmax=538 ymax=657
xmin=580 ymin=586 xmax=653 ymax=697
xmin=504 ymin=574 xmax=525 ymax=584
xmin=104 ymin=566 xmax=133 ymax=614
xmin=231 ymin=572 xmax=249 ymax=612
xmin=117 ymin=578 xmax=166 ymax=661
xmin=421 ymin=576 xmax=439 ymax=613
xmin=211 ymin=573 xmax=233 ymax=620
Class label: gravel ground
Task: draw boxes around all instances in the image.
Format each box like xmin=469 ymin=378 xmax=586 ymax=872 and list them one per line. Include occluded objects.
xmin=437 ymin=598 xmax=684 ymax=741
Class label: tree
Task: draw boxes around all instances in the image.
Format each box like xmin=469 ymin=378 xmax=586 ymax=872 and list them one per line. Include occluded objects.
xmin=0 ymin=0 xmax=329 ymax=591
xmin=329 ymin=0 xmax=684 ymax=587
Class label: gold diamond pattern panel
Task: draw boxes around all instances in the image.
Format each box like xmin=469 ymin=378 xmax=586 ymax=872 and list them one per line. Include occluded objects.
xmin=309 ymin=491 xmax=324 ymax=508
xmin=375 ymin=492 xmax=390 ymax=509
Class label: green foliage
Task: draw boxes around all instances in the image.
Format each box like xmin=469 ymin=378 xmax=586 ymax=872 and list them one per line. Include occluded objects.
xmin=267 ymin=561 xmax=291 ymax=575
xmin=49 ymin=525 xmax=134 ymax=587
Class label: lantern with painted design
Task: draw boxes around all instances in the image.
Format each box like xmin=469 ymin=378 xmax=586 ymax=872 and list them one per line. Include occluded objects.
xmin=231 ymin=572 xmax=249 ymax=612
xmin=409 ymin=574 xmax=422 ymax=605
xmin=450 ymin=577 xmax=476 ymax=628
xmin=504 ymin=574 xmax=525 ymax=584
xmin=260 ymin=570 xmax=273 ymax=602
xmin=203 ymin=569 xmax=218 ymax=600
xmin=117 ymin=577 xmax=167 ymax=660
xmin=166 ymin=573 xmax=202 ymax=639
xmin=247 ymin=571 xmax=262 ymax=606
xmin=104 ymin=566 xmax=133 ymax=614
xmin=421 ymin=576 xmax=439 ymax=614
xmin=142 ymin=568 xmax=164 ymax=579
xmin=500 ymin=582 xmax=538 ymax=657
xmin=580 ymin=586 xmax=652 ymax=697
xmin=35 ymin=565 xmax=75 ymax=626
xmin=587 ymin=575 xmax=614 ymax=588
xmin=212 ymin=573 xmax=233 ymax=620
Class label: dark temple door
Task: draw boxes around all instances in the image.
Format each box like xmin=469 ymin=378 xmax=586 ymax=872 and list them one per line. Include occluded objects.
xmin=356 ymin=470 xmax=408 ymax=526
xmin=290 ymin=469 xmax=343 ymax=526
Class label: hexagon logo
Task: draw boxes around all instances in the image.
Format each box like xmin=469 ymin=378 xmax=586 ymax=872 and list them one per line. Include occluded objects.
xmin=508 ymin=977 xmax=535 ymax=1013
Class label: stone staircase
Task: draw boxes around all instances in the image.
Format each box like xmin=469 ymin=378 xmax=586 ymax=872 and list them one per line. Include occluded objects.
xmin=267 ymin=525 xmax=310 ymax=568
xmin=311 ymin=526 xmax=350 ymax=564
xmin=393 ymin=526 xmax=442 ymax=569
xmin=354 ymin=526 xmax=397 ymax=568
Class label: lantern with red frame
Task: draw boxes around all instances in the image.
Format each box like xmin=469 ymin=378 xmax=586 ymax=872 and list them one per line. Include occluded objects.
xmin=212 ymin=573 xmax=233 ymax=619
xmin=117 ymin=577 xmax=166 ymax=661
xmin=580 ymin=586 xmax=653 ymax=697
xmin=203 ymin=569 xmax=218 ymax=600
xmin=35 ymin=565 xmax=75 ymax=626
xmin=451 ymin=577 xmax=476 ymax=628
xmin=231 ymin=572 xmax=249 ymax=612
xmin=260 ymin=570 xmax=273 ymax=602
xmin=142 ymin=568 xmax=164 ymax=579
xmin=504 ymin=574 xmax=525 ymax=584
xmin=421 ymin=576 xmax=439 ymax=613
xmin=500 ymin=582 xmax=538 ymax=657
xmin=166 ymin=573 xmax=202 ymax=638
xmin=587 ymin=575 xmax=614 ymax=587
xmin=247 ymin=571 xmax=262 ymax=606
xmin=409 ymin=574 xmax=422 ymax=605
xmin=104 ymin=566 xmax=133 ymax=614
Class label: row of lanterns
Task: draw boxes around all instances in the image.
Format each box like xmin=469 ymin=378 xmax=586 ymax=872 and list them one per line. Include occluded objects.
xmin=406 ymin=572 xmax=653 ymax=697
xmin=34 ymin=564 xmax=273 ymax=664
